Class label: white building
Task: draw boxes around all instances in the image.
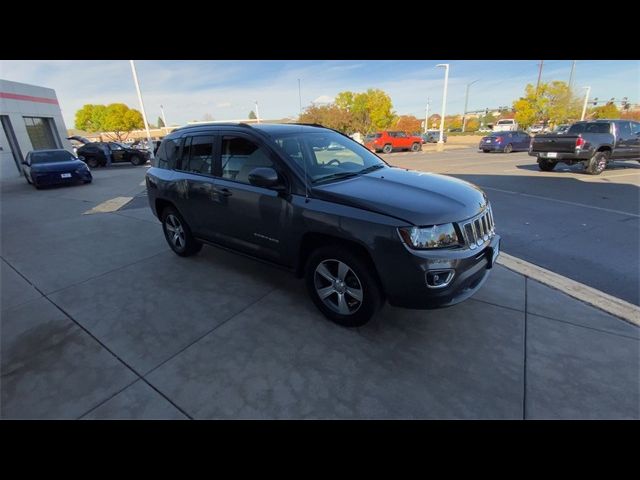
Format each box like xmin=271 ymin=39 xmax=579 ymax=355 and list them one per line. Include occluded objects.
xmin=0 ymin=79 xmax=73 ymax=179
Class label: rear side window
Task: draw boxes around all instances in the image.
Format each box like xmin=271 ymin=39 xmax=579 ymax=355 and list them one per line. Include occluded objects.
xmin=616 ymin=121 xmax=631 ymax=138
xmin=569 ymin=123 xmax=611 ymax=134
xmin=182 ymin=136 xmax=214 ymax=174
xmin=631 ymin=122 xmax=640 ymax=135
xmin=156 ymin=137 xmax=181 ymax=169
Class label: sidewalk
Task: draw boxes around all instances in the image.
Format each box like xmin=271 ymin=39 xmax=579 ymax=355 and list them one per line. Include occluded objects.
xmin=1 ymin=170 xmax=638 ymax=419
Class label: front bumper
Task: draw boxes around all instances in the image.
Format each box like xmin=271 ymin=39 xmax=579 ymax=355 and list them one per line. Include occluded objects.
xmin=379 ymin=234 xmax=501 ymax=309
xmin=32 ymin=170 xmax=92 ymax=186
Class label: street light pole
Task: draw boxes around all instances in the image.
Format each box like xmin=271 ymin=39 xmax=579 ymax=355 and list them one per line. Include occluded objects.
xmin=435 ymin=64 xmax=449 ymax=150
xmin=298 ymin=79 xmax=302 ymax=115
xmin=581 ymin=86 xmax=591 ymax=121
xmin=424 ymin=97 xmax=430 ymax=134
xmin=255 ymin=101 xmax=260 ymax=123
xmin=462 ymin=79 xmax=479 ymax=133
xmin=160 ymin=104 xmax=168 ymax=129
xmin=129 ymin=60 xmax=154 ymax=159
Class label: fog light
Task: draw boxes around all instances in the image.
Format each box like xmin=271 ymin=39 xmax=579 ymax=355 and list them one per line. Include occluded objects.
xmin=426 ymin=269 xmax=455 ymax=289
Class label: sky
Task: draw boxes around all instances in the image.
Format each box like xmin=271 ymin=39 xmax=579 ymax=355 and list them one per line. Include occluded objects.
xmin=1 ymin=60 xmax=638 ymax=128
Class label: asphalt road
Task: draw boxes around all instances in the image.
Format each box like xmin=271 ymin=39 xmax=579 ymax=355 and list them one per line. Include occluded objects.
xmin=384 ymin=147 xmax=640 ymax=305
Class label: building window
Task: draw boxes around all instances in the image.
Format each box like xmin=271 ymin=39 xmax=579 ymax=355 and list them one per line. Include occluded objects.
xmin=23 ymin=117 xmax=60 ymax=150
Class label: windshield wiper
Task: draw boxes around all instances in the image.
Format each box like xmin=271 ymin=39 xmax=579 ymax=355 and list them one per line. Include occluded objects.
xmin=312 ymin=171 xmax=359 ymax=184
xmin=358 ymin=163 xmax=386 ymax=175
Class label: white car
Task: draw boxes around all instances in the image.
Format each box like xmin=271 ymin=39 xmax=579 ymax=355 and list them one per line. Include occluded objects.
xmin=528 ymin=124 xmax=545 ymax=134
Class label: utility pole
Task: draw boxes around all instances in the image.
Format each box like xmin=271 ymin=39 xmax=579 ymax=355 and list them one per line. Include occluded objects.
xmin=581 ymin=86 xmax=591 ymax=121
xmin=462 ymin=79 xmax=479 ymax=133
xmin=255 ymin=101 xmax=260 ymax=123
xmin=129 ymin=60 xmax=154 ymax=160
xmin=424 ymin=97 xmax=430 ymax=134
xmin=298 ymin=79 xmax=302 ymax=115
xmin=568 ymin=60 xmax=576 ymax=91
xmin=535 ymin=60 xmax=544 ymax=97
xmin=435 ymin=64 xmax=449 ymax=150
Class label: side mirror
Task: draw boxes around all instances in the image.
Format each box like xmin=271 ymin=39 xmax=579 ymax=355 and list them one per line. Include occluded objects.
xmin=78 ymin=156 xmax=85 ymax=161
xmin=248 ymin=167 xmax=284 ymax=190
xmin=22 ymin=160 xmax=29 ymax=166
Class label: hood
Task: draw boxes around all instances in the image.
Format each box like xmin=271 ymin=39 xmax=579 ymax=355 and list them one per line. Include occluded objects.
xmin=31 ymin=159 xmax=86 ymax=172
xmin=311 ymin=167 xmax=488 ymax=226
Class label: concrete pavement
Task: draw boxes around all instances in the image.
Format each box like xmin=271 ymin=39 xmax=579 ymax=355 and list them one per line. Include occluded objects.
xmin=1 ymin=164 xmax=638 ymax=419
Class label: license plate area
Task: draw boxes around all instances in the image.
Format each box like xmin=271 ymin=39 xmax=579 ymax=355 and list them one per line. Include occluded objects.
xmin=61 ymin=173 xmax=72 ymax=178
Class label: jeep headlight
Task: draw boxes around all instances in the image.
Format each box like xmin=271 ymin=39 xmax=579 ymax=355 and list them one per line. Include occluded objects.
xmin=398 ymin=224 xmax=460 ymax=249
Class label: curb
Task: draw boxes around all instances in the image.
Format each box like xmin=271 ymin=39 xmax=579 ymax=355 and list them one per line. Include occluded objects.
xmin=497 ymin=252 xmax=640 ymax=327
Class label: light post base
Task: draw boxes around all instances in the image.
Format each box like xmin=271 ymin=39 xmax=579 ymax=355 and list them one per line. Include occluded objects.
xmin=436 ymin=141 xmax=445 ymax=152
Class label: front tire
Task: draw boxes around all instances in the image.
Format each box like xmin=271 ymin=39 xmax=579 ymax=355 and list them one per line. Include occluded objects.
xmin=538 ymin=159 xmax=557 ymax=171
xmin=411 ymin=142 xmax=421 ymax=152
xmin=504 ymin=143 xmax=513 ymax=153
xmin=85 ymin=156 xmax=99 ymax=168
xmin=382 ymin=144 xmax=393 ymax=154
xmin=305 ymin=245 xmax=383 ymax=327
xmin=130 ymin=155 xmax=144 ymax=166
xmin=161 ymin=206 xmax=203 ymax=257
xmin=585 ymin=151 xmax=608 ymax=175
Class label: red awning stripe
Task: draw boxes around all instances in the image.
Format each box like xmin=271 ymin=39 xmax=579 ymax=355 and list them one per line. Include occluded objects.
xmin=0 ymin=92 xmax=59 ymax=105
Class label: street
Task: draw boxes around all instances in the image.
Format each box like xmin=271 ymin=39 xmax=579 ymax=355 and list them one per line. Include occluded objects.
xmin=384 ymin=147 xmax=640 ymax=305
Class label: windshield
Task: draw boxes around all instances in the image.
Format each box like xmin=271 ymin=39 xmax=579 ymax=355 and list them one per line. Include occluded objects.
xmin=110 ymin=142 xmax=128 ymax=149
xmin=272 ymin=130 xmax=387 ymax=184
xmin=31 ymin=150 xmax=75 ymax=164
xmin=497 ymin=120 xmax=514 ymax=125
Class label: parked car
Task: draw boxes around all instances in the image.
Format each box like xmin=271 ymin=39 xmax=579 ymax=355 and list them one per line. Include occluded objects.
xmin=364 ymin=131 xmax=423 ymax=153
xmin=21 ymin=149 xmax=92 ymax=189
xmin=479 ymin=131 xmax=531 ymax=153
xmin=529 ymin=119 xmax=640 ymax=175
xmin=528 ymin=124 xmax=545 ymax=134
xmin=421 ymin=130 xmax=447 ymax=143
xmin=146 ymin=123 xmax=500 ymax=327
xmin=493 ymin=119 xmax=518 ymax=132
xmin=448 ymin=128 xmax=462 ymax=133
xmin=67 ymin=136 xmax=150 ymax=168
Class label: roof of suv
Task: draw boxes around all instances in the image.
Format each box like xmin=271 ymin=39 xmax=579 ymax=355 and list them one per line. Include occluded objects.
xmin=170 ymin=122 xmax=327 ymax=137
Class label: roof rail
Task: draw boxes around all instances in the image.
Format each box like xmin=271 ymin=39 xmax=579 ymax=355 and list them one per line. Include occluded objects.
xmin=172 ymin=122 xmax=254 ymax=133
xmin=287 ymin=122 xmax=325 ymax=128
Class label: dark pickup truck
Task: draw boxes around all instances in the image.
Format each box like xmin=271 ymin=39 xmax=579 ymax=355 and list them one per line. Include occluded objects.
xmin=529 ymin=119 xmax=640 ymax=175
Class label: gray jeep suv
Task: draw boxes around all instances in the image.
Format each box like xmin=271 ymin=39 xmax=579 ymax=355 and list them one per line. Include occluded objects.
xmin=146 ymin=123 xmax=500 ymax=326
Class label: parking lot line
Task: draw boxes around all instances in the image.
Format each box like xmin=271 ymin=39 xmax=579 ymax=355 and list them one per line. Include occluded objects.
xmin=84 ymin=196 xmax=133 ymax=215
xmin=483 ymin=186 xmax=640 ymax=218
xmin=498 ymin=253 xmax=640 ymax=326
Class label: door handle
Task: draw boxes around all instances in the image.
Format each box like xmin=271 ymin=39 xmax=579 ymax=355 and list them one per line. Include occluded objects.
xmin=215 ymin=187 xmax=233 ymax=197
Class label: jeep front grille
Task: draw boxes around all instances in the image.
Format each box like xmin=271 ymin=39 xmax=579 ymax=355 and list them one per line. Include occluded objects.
xmin=459 ymin=206 xmax=495 ymax=250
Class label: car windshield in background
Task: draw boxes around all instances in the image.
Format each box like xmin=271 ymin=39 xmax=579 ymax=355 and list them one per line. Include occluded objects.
xmin=273 ymin=131 xmax=387 ymax=184
xmin=31 ymin=150 xmax=74 ymax=164
xmin=568 ymin=123 xmax=611 ymax=134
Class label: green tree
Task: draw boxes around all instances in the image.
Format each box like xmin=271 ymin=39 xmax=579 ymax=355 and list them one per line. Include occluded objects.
xmin=334 ymin=89 xmax=396 ymax=134
xmin=465 ymin=117 xmax=480 ymax=132
xmin=513 ymin=81 xmax=581 ymax=129
xmin=591 ymin=102 xmax=620 ymax=119
xmin=102 ymin=104 xmax=144 ymax=141
xmin=157 ymin=116 xmax=165 ymax=128
xmin=75 ymin=104 xmax=107 ymax=132
xmin=446 ymin=115 xmax=463 ymax=130
xmin=248 ymin=110 xmax=257 ymax=119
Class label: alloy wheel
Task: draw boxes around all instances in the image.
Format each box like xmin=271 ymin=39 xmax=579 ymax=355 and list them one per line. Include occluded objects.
xmin=165 ymin=214 xmax=185 ymax=249
xmin=314 ymin=259 xmax=363 ymax=315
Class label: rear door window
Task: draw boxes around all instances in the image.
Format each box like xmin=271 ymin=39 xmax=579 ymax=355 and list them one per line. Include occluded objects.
xmin=182 ymin=135 xmax=214 ymax=174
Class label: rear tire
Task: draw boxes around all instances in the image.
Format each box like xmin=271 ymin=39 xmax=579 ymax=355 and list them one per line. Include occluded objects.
xmin=130 ymin=155 xmax=144 ymax=166
xmin=482 ymin=149 xmax=490 ymax=153
xmin=305 ymin=245 xmax=383 ymax=327
xmin=585 ymin=151 xmax=608 ymax=175
xmin=538 ymin=159 xmax=557 ymax=171
xmin=161 ymin=206 xmax=203 ymax=257
xmin=382 ymin=144 xmax=393 ymax=154
xmin=411 ymin=142 xmax=421 ymax=152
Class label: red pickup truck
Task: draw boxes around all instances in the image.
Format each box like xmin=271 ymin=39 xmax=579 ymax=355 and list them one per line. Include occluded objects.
xmin=364 ymin=131 xmax=423 ymax=154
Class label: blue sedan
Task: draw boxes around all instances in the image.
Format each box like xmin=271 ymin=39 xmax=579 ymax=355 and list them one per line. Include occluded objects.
xmin=22 ymin=149 xmax=92 ymax=189
xmin=479 ymin=131 xmax=531 ymax=153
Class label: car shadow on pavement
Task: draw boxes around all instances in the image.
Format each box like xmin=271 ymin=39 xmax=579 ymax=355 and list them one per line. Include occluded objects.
xmin=516 ymin=160 xmax=640 ymax=173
